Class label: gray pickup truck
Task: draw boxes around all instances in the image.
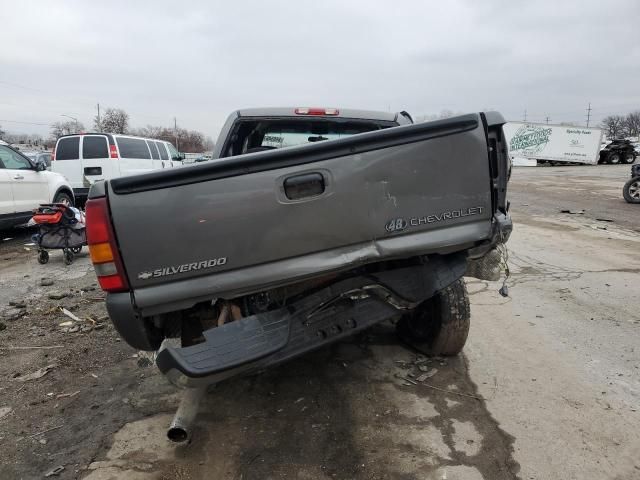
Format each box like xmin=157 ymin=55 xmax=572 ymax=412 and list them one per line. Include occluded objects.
xmin=86 ymin=107 xmax=512 ymax=388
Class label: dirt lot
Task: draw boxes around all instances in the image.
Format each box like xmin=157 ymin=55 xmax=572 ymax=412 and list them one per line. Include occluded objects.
xmin=0 ymin=164 xmax=639 ymax=480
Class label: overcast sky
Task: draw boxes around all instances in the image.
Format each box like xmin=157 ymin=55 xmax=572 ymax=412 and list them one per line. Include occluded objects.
xmin=1 ymin=0 xmax=639 ymax=138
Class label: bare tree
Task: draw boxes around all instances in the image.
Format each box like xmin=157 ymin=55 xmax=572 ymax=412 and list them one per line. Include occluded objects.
xmin=623 ymin=111 xmax=640 ymax=137
xmin=51 ymin=120 xmax=85 ymax=138
xmin=0 ymin=124 xmax=5 ymax=140
xmin=4 ymin=133 xmax=44 ymax=146
xmin=132 ymin=124 xmax=164 ymax=139
xmin=98 ymin=108 xmax=129 ymax=134
xmin=601 ymin=115 xmax=626 ymax=139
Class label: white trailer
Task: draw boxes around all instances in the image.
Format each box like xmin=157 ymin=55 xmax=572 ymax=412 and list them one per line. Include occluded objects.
xmin=504 ymin=122 xmax=603 ymax=165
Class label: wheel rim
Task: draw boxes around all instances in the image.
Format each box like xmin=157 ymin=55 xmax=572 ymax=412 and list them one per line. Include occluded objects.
xmin=629 ymin=181 xmax=640 ymax=199
xmin=610 ymin=154 xmax=620 ymax=164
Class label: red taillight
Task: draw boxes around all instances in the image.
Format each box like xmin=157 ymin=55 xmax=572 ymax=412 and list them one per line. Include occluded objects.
xmin=294 ymin=107 xmax=339 ymax=116
xmin=97 ymin=274 xmax=126 ymax=292
xmin=109 ymin=144 xmax=119 ymax=159
xmin=85 ymin=197 xmax=129 ymax=293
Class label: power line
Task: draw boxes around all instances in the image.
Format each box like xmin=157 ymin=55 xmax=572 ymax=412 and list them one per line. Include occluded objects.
xmin=0 ymin=79 xmax=47 ymax=93
xmin=0 ymin=118 xmax=52 ymax=126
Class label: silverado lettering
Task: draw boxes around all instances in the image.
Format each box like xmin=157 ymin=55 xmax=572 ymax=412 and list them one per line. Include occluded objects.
xmin=138 ymin=258 xmax=227 ymax=280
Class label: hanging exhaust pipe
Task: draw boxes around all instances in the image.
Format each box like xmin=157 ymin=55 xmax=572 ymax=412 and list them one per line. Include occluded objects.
xmin=167 ymin=386 xmax=206 ymax=443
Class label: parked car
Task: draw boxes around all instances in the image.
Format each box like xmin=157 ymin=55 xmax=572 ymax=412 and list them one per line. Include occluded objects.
xmin=23 ymin=151 xmax=52 ymax=168
xmin=0 ymin=144 xmax=74 ymax=229
xmin=85 ymin=107 xmax=511 ymax=393
xmin=598 ymin=139 xmax=637 ymax=164
xmin=622 ymin=163 xmax=640 ymax=203
xmin=52 ymin=134 xmax=183 ymax=205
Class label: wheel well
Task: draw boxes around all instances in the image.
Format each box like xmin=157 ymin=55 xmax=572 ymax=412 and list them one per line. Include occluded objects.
xmin=53 ymin=187 xmax=75 ymax=205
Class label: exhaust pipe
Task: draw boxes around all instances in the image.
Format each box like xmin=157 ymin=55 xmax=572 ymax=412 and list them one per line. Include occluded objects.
xmin=167 ymin=386 xmax=206 ymax=443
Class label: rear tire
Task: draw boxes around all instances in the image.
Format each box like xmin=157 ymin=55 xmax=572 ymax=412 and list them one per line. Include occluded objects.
xmin=623 ymin=152 xmax=636 ymax=164
xmin=623 ymin=177 xmax=640 ymax=204
xmin=53 ymin=192 xmax=73 ymax=206
xmin=396 ymin=278 xmax=470 ymax=356
xmin=608 ymin=153 xmax=621 ymax=165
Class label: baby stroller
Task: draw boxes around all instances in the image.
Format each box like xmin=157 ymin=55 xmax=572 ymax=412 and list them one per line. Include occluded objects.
xmin=30 ymin=203 xmax=87 ymax=265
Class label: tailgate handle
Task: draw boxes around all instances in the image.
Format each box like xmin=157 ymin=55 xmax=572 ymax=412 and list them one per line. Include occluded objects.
xmin=84 ymin=167 xmax=102 ymax=176
xmin=283 ymin=173 xmax=325 ymax=200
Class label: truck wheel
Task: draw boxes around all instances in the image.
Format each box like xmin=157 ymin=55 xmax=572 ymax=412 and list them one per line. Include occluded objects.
xmin=623 ymin=177 xmax=640 ymax=203
xmin=396 ymin=278 xmax=470 ymax=356
xmin=608 ymin=153 xmax=621 ymax=164
xmin=53 ymin=192 xmax=73 ymax=206
xmin=623 ymin=152 xmax=635 ymax=164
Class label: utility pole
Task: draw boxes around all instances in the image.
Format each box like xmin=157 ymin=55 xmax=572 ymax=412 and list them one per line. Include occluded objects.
xmin=523 ymin=109 xmax=527 ymax=122
xmin=585 ymin=102 xmax=592 ymax=127
xmin=174 ymin=117 xmax=179 ymax=150
xmin=545 ymin=115 xmax=551 ymax=125
xmin=96 ymin=103 xmax=101 ymax=131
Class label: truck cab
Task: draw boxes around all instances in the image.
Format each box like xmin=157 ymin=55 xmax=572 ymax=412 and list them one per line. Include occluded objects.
xmin=213 ymin=107 xmax=413 ymax=159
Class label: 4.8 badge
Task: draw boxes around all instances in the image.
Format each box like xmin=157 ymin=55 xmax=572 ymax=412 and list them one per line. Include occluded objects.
xmin=385 ymin=218 xmax=407 ymax=233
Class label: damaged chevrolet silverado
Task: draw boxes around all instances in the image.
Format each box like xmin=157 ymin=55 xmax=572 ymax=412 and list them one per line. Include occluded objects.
xmin=85 ymin=107 xmax=512 ymax=398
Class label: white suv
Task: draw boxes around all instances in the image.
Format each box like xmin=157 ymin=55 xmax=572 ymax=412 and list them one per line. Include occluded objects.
xmin=52 ymin=133 xmax=182 ymax=204
xmin=0 ymin=144 xmax=74 ymax=229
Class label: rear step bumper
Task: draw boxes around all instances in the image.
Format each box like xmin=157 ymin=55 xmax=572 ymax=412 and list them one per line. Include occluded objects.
xmin=155 ymin=254 xmax=467 ymax=387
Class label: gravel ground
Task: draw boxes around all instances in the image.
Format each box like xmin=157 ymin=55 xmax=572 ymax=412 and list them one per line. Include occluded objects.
xmin=0 ymin=164 xmax=638 ymax=480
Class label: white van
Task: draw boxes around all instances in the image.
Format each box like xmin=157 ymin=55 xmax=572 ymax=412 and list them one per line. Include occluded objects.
xmin=52 ymin=133 xmax=183 ymax=204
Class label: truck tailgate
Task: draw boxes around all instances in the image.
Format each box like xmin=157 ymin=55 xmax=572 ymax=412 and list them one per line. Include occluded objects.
xmin=105 ymin=114 xmax=502 ymax=311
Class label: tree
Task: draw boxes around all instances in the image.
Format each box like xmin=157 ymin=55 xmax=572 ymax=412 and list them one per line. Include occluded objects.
xmin=601 ymin=115 xmax=626 ymax=139
xmin=4 ymin=133 xmax=44 ymax=146
xmin=51 ymin=120 xmax=85 ymax=138
xmin=0 ymin=124 xmax=5 ymax=140
xmin=623 ymin=111 xmax=640 ymax=137
xmin=130 ymin=124 xmax=164 ymax=139
xmin=97 ymin=108 xmax=129 ymax=134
